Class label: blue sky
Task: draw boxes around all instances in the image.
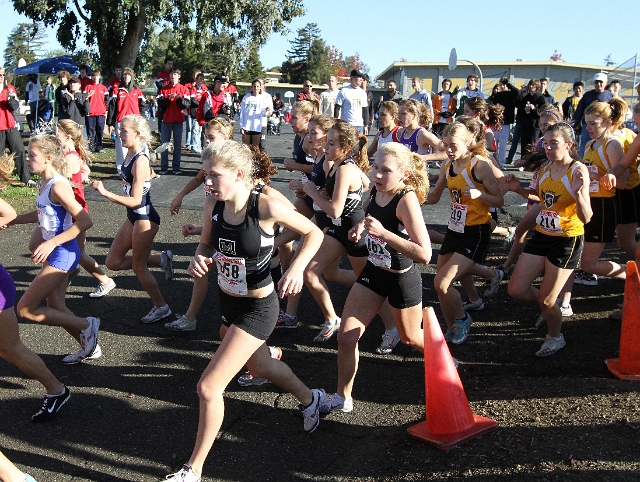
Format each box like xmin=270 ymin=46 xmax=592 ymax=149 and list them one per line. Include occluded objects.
xmin=1 ymin=0 xmax=637 ymax=79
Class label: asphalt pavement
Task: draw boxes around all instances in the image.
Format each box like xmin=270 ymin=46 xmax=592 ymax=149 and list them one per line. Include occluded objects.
xmin=0 ymin=122 xmax=536 ymax=481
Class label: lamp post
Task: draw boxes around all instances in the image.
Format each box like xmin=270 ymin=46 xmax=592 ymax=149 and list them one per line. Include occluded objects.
xmin=449 ymin=48 xmax=484 ymax=95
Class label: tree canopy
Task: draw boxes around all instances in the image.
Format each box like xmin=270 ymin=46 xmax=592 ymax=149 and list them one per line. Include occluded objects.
xmin=281 ymin=23 xmax=369 ymax=84
xmin=12 ymin=0 xmax=304 ymax=79
xmin=3 ymin=22 xmax=46 ymax=71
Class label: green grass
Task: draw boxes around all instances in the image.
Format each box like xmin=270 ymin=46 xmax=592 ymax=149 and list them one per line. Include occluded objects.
xmin=0 ymin=146 xmax=119 ymax=213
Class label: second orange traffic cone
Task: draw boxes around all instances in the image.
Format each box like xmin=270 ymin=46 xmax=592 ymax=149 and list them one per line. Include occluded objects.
xmin=606 ymin=261 xmax=640 ymax=380
xmin=407 ymin=307 xmax=498 ymax=450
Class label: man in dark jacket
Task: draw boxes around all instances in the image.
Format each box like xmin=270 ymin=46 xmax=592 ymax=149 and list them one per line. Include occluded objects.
xmin=58 ymin=77 xmax=90 ymax=125
xmin=514 ymin=79 xmax=546 ymax=157
xmin=374 ymin=80 xmax=402 ymax=115
xmin=490 ymin=77 xmax=519 ymax=166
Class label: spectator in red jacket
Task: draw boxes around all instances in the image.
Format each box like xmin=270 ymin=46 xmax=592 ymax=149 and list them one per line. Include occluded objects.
xmin=186 ymin=73 xmax=208 ymax=153
xmin=155 ymin=58 xmax=173 ymax=134
xmin=107 ymin=67 xmax=146 ymax=173
xmin=196 ymin=74 xmax=229 ymax=126
xmin=0 ymin=68 xmax=29 ymax=183
xmin=157 ymin=68 xmax=190 ymax=174
xmin=296 ymin=80 xmax=319 ymax=101
xmin=84 ymin=69 xmax=109 ymax=152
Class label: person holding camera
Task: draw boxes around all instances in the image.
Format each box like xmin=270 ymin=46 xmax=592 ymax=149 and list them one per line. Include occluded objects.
xmin=489 ymin=77 xmax=519 ymax=167
xmin=432 ymin=78 xmax=457 ymax=137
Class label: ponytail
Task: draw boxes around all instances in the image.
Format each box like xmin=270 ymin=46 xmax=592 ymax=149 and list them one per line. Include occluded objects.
xmin=248 ymin=145 xmax=278 ymax=184
xmin=609 ymin=97 xmax=628 ymax=130
xmin=355 ymin=134 xmax=370 ymax=173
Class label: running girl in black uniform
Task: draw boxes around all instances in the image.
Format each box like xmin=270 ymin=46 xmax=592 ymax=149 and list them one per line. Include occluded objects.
xmin=92 ymin=114 xmax=173 ymax=324
xmin=302 ymin=120 xmax=372 ymax=342
xmin=278 ymin=114 xmax=335 ymax=329
xmin=320 ymin=142 xmax=432 ymax=414
xmin=165 ymin=140 xmax=325 ymax=482
xmin=166 ymin=118 xmax=234 ymax=333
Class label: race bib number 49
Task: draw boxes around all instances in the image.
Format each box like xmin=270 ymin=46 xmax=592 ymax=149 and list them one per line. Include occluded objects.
xmin=213 ymin=252 xmax=248 ymax=295
xmin=448 ymin=203 xmax=468 ymax=233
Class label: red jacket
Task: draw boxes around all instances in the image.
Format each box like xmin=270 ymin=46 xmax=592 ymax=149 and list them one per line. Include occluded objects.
xmin=79 ymin=76 xmax=92 ymax=91
xmin=158 ymin=82 xmax=189 ymax=123
xmin=84 ymin=81 xmax=108 ymax=116
xmin=189 ymin=83 xmax=208 ymax=118
xmin=0 ymin=84 xmax=18 ymax=131
xmin=196 ymin=89 xmax=226 ymax=125
xmin=108 ymin=85 xmax=145 ymax=124
xmin=296 ymin=91 xmax=319 ymax=101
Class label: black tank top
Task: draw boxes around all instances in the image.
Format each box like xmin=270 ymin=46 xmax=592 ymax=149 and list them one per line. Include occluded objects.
xmin=324 ymin=157 xmax=364 ymax=228
xmin=210 ymin=191 xmax=274 ymax=294
xmin=121 ymin=151 xmax=153 ymax=216
xmin=365 ymin=187 xmax=412 ymax=270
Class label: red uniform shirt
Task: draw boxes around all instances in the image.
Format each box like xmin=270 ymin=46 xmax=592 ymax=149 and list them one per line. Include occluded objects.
xmin=79 ymin=76 xmax=92 ymax=91
xmin=0 ymin=84 xmax=18 ymax=130
xmin=108 ymin=77 xmax=120 ymax=96
xmin=84 ymin=81 xmax=109 ymax=116
xmin=196 ymin=89 xmax=226 ymax=125
xmin=158 ymin=82 xmax=188 ymax=123
xmin=115 ymin=86 xmax=144 ymax=122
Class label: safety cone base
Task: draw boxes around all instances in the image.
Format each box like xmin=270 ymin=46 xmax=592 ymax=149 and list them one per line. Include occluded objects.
xmin=605 ymin=358 xmax=640 ymax=381
xmin=407 ymin=415 xmax=498 ymax=450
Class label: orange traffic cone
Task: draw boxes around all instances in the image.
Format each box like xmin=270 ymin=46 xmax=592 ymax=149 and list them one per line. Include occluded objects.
xmin=606 ymin=261 xmax=640 ymax=380
xmin=407 ymin=307 xmax=498 ymax=450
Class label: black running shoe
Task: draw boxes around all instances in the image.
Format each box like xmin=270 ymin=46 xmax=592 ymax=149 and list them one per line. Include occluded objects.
xmin=32 ymin=385 xmax=71 ymax=422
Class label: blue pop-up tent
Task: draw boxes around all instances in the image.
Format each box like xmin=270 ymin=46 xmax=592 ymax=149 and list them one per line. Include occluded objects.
xmin=15 ymin=56 xmax=82 ymax=75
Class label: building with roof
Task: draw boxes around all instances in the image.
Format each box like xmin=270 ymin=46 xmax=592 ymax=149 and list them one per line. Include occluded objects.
xmin=377 ymin=60 xmax=636 ymax=105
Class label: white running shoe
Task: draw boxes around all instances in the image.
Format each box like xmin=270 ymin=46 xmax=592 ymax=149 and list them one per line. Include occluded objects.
xmin=141 ymin=304 xmax=172 ymax=324
xmin=313 ymin=318 xmax=340 ymax=342
xmin=154 ymin=141 xmax=174 ymax=155
xmin=165 ymin=464 xmax=200 ymax=482
xmin=462 ymin=298 xmax=485 ymax=311
xmin=319 ymin=392 xmax=353 ymax=414
xmin=62 ymin=344 xmax=102 ymax=365
xmin=300 ymin=388 xmax=325 ymax=432
xmin=483 ymin=268 xmax=504 ymax=298
xmin=164 ymin=314 xmax=197 ymax=332
xmin=161 ymin=250 xmax=174 ymax=280
xmin=535 ymin=334 xmax=566 ymax=357
xmin=375 ymin=328 xmax=400 ymax=355
xmin=89 ymin=279 xmax=116 ymax=298
xmin=79 ymin=317 xmax=100 ymax=358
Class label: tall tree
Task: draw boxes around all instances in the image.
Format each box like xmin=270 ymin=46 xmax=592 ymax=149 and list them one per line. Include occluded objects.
xmin=3 ymin=22 xmax=47 ymax=71
xmin=236 ymin=44 xmax=265 ymax=83
xmin=281 ymin=22 xmax=323 ymax=83
xmin=286 ymin=23 xmax=321 ymax=62
xmin=306 ymin=39 xmax=332 ymax=85
xmin=12 ymin=0 xmax=304 ymax=78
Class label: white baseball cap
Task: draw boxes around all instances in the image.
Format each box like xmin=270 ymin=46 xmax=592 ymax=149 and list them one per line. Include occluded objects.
xmin=593 ymin=72 xmax=608 ymax=83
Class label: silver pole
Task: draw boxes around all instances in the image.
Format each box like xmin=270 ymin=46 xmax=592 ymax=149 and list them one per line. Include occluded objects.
xmin=460 ymin=59 xmax=483 ymax=95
